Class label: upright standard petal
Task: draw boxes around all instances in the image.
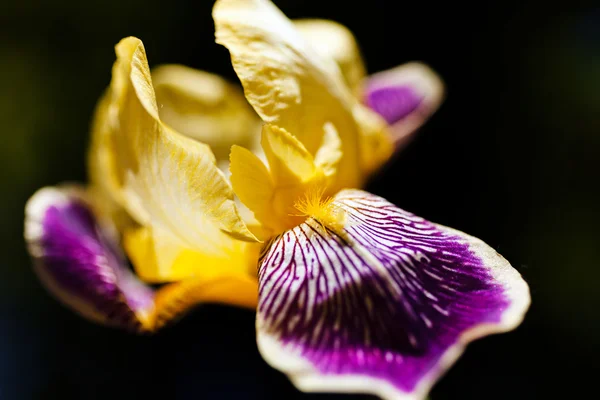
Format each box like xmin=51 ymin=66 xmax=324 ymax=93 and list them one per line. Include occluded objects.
xmin=99 ymin=37 xmax=260 ymax=284
xmin=87 ymin=89 xmax=132 ymax=231
xmin=213 ymin=0 xmax=392 ymax=189
xmin=294 ymin=19 xmax=366 ymax=95
xmin=364 ymin=63 xmax=444 ymax=150
xmin=151 ymin=64 xmax=261 ymax=162
xmin=256 ymin=189 xmax=530 ymax=400
xmin=110 ymin=37 xmax=256 ymax=243
xmin=24 ymin=186 xmax=155 ymax=331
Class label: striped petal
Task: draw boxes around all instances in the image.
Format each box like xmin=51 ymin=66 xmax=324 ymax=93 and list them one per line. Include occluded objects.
xmin=256 ymin=189 xmax=530 ymax=400
xmin=364 ymin=63 xmax=444 ymax=151
xmin=24 ymin=186 xmax=155 ymax=331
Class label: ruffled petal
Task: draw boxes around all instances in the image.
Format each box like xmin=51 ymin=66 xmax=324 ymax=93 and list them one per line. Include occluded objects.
xmin=256 ymin=189 xmax=530 ymax=400
xmin=24 ymin=186 xmax=155 ymax=331
xmin=109 ymin=37 xmax=256 ymax=244
xmin=213 ymin=0 xmax=392 ymax=189
xmin=364 ymin=63 xmax=444 ymax=150
xmin=88 ymin=37 xmax=260 ymax=283
xmin=294 ymin=19 xmax=366 ymax=95
xmin=151 ymin=64 xmax=261 ymax=161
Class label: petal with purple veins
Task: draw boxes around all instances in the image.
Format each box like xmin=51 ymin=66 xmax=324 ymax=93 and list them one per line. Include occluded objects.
xmin=256 ymin=189 xmax=530 ymax=400
xmin=364 ymin=63 xmax=444 ymax=151
xmin=24 ymin=186 xmax=155 ymax=331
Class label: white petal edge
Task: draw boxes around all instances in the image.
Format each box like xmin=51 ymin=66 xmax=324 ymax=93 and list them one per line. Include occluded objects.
xmin=256 ymin=219 xmax=530 ymax=400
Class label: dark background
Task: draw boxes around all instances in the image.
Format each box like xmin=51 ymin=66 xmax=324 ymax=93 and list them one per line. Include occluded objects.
xmin=1 ymin=0 xmax=598 ymax=398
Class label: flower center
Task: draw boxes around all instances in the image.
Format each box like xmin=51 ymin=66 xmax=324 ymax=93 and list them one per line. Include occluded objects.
xmin=292 ymin=186 xmax=346 ymax=233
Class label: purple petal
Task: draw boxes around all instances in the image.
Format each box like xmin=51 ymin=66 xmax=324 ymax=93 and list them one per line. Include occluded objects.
xmin=366 ymin=86 xmax=425 ymax=125
xmin=256 ymin=189 xmax=530 ymax=400
xmin=364 ymin=63 xmax=444 ymax=151
xmin=24 ymin=186 xmax=155 ymax=331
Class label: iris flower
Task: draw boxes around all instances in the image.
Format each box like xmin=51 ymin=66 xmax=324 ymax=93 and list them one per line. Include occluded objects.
xmin=24 ymin=0 xmax=530 ymax=399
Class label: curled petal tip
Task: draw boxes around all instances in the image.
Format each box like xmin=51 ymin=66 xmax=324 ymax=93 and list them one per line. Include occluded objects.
xmin=256 ymin=189 xmax=529 ymax=400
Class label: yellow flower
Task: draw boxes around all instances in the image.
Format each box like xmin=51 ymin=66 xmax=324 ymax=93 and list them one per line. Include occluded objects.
xmin=25 ymin=0 xmax=445 ymax=332
xmin=24 ymin=3 xmax=530 ymax=400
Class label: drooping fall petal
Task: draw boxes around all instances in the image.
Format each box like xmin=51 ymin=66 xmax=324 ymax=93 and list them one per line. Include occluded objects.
xmin=364 ymin=63 xmax=444 ymax=151
xmin=256 ymin=189 xmax=530 ymax=400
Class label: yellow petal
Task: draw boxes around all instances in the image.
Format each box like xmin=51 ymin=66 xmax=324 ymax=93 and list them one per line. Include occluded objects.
xmin=213 ymin=0 xmax=365 ymax=190
xmin=293 ymin=19 xmax=394 ymax=176
xmin=231 ymin=123 xmax=343 ymax=234
xmin=352 ymin=104 xmax=394 ymax=177
xmin=123 ymin=225 xmax=182 ymax=282
xmin=123 ymin=224 xmax=258 ymax=284
xmin=294 ymin=19 xmax=366 ymax=96
xmin=151 ymin=64 xmax=261 ymax=161
xmin=86 ymin=89 xmax=133 ymax=230
xmin=124 ymin=225 xmax=260 ymax=329
xmin=314 ymin=122 xmax=342 ymax=178
xmin=107 ymin=37 xmax=257 ymax=253
xmin=229 ymin=145 xmax=275 ymax=229
xmin=292 ymin=18 xmax=394 ymax=175
xmin=261 ymin=124 xmax=318 ymax=184
xmin=152 ymin=262 xmax=259 ymax=330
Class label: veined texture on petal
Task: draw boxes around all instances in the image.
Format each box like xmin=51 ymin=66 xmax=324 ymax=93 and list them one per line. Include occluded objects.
xmin=152 ymin=64 xmax=261 ymax=162
xmin=364 ymin=63 xmax=445 ymax=151
xmin=213 ymin=0 xmax=392 ymax=190
xmin=24 ymin=186 xmax=155 ymax=331
xmin=256 ymin=189 xmax=530 ymax=400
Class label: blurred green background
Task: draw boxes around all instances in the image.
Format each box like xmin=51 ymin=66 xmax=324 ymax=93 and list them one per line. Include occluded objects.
xmin=1 ymin=0 xmax=599 ymax=399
